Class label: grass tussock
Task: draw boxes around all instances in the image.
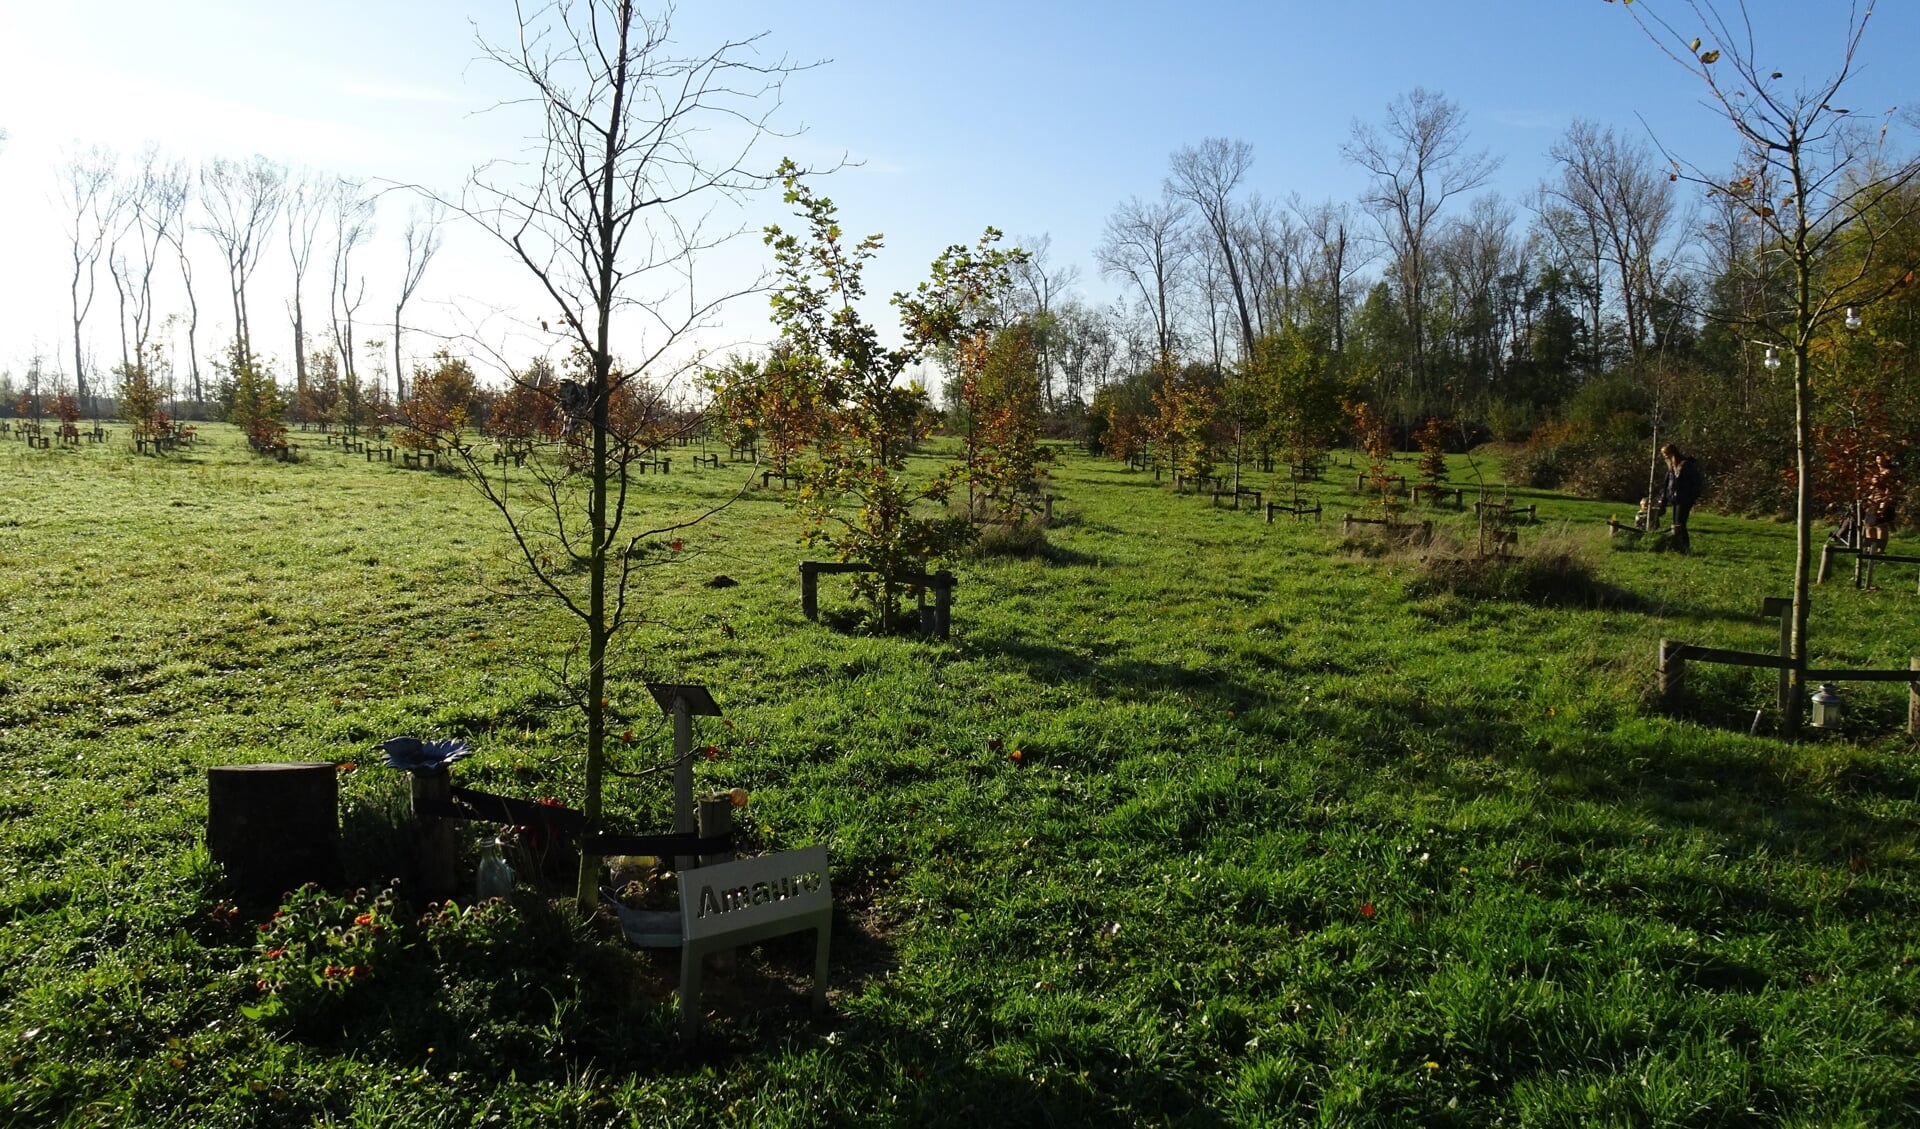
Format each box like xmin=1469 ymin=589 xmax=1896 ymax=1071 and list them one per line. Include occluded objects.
xmin=1406 ymin=529 xmax=1637 ymax=609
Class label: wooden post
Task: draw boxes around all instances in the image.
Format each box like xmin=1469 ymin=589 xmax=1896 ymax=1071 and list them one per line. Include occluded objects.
xmin=697 ymin=795 xmax=736 ymax=970
xmin=799 ymin=562 xmax=819 ymax=621
xmin=672 ymin=695 xmax=696 ymax=871
xmin=932 ymin=572 xmax=954 ymax=640
xmin=1910 ymin=658 xmax=1920 ymax=737
xmin=697 ymin=797 xmax=733 ymax=868
xmin=410 ymin=767 xmax=458 ymax=903
xmin=1763 ymin=597 xmax=1793 ymax=716
xmin=1658 ymin=639 xmax=1686 ymax=712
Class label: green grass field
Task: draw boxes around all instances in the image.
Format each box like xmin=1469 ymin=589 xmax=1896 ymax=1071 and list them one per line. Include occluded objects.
xmin=2 ymin=425 xmax=1917 ymax=1127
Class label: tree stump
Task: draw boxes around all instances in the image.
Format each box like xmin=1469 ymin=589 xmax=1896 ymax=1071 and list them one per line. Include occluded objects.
xmin=206 ymin=763 xmax=340 ymax=899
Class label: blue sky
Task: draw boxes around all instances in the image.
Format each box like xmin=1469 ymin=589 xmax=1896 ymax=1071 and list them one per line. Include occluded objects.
xmin=1 ymin=1 xmax=1914 ymax=387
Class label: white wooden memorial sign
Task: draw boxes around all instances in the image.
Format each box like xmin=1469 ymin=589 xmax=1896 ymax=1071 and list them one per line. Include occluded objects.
xmin=676 ymin=845 xmax=831 ymax=1036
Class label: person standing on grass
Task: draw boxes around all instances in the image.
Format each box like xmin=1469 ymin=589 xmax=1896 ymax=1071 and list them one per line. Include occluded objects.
xmin=1863 ymin=452 xmax=1901 ymax=553
xmin=1660 ymin=443 xmax=1704 ymax=554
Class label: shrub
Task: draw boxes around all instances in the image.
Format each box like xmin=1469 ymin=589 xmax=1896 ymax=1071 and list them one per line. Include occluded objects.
xmin=243 ymin=884 xmax=408 ymax=1033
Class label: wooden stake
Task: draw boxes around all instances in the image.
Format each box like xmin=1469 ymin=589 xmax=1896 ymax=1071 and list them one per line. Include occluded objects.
xmin=672 ymin=695 xmax=696 ymax=871
xmin=1910 ymin=658 xmax=1919 ymax=738
xmin=410 ymin=767 xmax=458 ymax=903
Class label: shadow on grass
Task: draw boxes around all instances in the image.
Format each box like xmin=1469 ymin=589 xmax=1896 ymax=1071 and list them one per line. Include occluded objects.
xmin=961 ymin=633 xmax=1270 ymax=710
xmin=1443 ymin=699 xmax=1920 ymax=881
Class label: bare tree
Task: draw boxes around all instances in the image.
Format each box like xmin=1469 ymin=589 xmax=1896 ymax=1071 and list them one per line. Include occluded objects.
xmin=392 ymin=202 xmax=445 ymax=403
xmin=1006 ymin=233 xmax=1079 ymax=414
xmin=1435 ymin=194 xmax=1521 ymax=398
xmin=1616 ymin=0 xmax=1920 ymax=728
xmin=1543 ymin=119 xmax=1678 ymax=363
xmin=1051 ymin=300 xmax=1117 ymax=410
xmin=1168 ymin=138 xmax=1259 ymax=361
xmin=199 ymin=155 xmax=287 ymax=358
xmin=108 ymin=150 xmax=190 ymax=371
xmin=436 ymin=0 xmax=801 ymax=910
xmin=283 ymin=170 xmax=331 ymax=418
xmin=1293 ymin=196 xmax=1373 ymax=354
xmin=1344 ymin=88 xmax=1499 ymax=400
xmin=60 ymin=146 xmax=121 ymax=411
xmin=156 ymin=187 xmax=204 ymax=406
xmin=1097 ymin=191 xmax=1191 ymax=363
xmin=329 ymin=181 xmax=377 ymax=422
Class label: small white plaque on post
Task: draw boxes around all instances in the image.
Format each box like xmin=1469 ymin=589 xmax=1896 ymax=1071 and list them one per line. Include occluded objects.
xmin=676 ymin=845 xmax=831 ymax=1037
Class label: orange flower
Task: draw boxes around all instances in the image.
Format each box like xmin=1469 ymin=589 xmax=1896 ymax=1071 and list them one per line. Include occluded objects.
xmin=354 ymin=913 xmax=374 ymax=927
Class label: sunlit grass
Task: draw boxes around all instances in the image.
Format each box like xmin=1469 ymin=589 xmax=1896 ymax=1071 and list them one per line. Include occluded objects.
xmin=0 ymin=425 xmax=1916 ymax=1125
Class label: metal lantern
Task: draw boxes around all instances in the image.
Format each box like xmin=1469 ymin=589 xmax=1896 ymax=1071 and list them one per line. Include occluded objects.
xmin=1810 ymin=683 xmax=1844 ymax=729
xmin=1763 ymin=346 xmax=1782 ymax=371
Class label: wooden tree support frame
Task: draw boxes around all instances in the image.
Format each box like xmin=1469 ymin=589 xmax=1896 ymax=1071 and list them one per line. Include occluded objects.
xmin=799 ymin=561 xmax=955 ymax=638
xmin=1474 ymin=500 xmax=1536 ymax=525
xmin=1657 ymin=612 xmax=1920 ymax=734
xmin=1211 ymin=487 xmax=1262 ymax=510
xmin=1266 ymin=498 xmax=1322 ymax=523
xmin=1818 ymin=543 xmax=1920 ymax=592
xmin=1341 ymin=514 xmax=1432 ymax=544
xmin=1356 ymin=472 xmax=1407 ymax=494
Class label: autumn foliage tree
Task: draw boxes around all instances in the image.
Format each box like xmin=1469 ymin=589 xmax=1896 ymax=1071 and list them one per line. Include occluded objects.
xmin=115 ymin=345 xmax=169 ymax=443
xmin=704 ymin=348 xmax=822 ymax=475
xmin=398 ymin=349 xmax=480 ymax=452
xmin=1348 ymin=398 xmax=1401 ymax=519
xmin=485 ymin=359 xmax=565 ymax=465
xmin=893 ymin=231 xmax=1048 ymax=525
xmin=759 ymin=168 xmax=983 ymax=626
xmin=964 ymin=322 xmax=1056 ymax=523
xmin=219 ymin=339 xmax=286 ymax=453
xmin=1413 ymin=416 xmax=1449 ymax=493
xmin=1149 ymin=363 xmax=1217 ymax=485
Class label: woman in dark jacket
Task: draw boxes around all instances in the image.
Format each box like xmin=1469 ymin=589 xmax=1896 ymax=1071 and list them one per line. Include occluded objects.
xmin=1661 ymin=443 xmax=1704 ymax=554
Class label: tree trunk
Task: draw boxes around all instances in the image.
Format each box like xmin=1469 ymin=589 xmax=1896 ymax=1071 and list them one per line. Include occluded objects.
xmin=72 ymin=320 xmax=88 ymax=410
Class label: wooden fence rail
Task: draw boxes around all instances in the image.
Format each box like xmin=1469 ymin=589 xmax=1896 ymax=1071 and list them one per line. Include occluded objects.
xmin=1658 ymin=637 xmax=1920 ymax=733
xmin=798 ymin=562 xmax=955 ymax=639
